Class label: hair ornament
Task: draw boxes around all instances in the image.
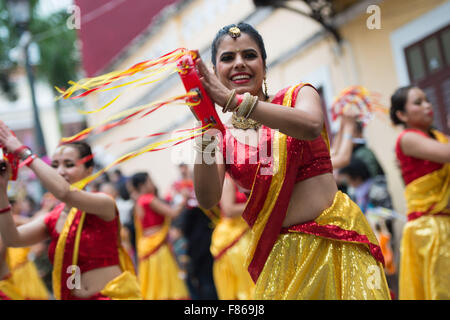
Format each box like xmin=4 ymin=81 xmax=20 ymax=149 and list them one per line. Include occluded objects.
xmin=228 ymin=26 xmax=241 ymax=38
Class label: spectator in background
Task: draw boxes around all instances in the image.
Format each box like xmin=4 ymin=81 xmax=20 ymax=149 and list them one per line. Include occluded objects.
xmin=338 ymin=158 xmax=373 ymax=214
xmin=351 ymin=121 xmax=385 ymax=178
xmin=166 ymin=163 xmax=218 ymax=300
xmin=165 ymin=164 xmax=194 ymax=284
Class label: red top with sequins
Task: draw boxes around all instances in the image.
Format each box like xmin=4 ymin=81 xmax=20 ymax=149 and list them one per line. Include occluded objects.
xmin=223 ymin=128 xmax=332 ymax=192
xmin=395 ymin=129 xmax=443 ymax=185
xmin=136 ymin=194 xmax=164 ymax=229
xmin=44 ymin=203 xmax=120 ymax=273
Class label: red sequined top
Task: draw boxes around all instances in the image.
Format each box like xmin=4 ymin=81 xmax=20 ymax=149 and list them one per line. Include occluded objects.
xmin=136 ymin=194 xmax=164 ymax=229
xmin=395 ymin=129 xmax=443 ymax=185
xmin=223 ymin=129 xmax=332 ymax=192
xmin=44 ymin=203 xmax=120 ymax=274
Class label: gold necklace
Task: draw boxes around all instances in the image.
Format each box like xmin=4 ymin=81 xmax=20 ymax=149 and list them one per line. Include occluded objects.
xmin=231 ymin=94 xmax=268 ymax=130
xmin=231 ymin=113 xmax=261 ymax=130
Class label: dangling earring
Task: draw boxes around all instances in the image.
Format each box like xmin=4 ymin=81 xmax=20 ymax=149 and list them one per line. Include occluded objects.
xmin=263 ymin=77 xmax=269 ymax=100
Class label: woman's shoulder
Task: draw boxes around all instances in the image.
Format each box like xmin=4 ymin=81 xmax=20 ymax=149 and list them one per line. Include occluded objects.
xmin=43 ymin=203 xmax=64 ymax=230
xmin=137 ymin=193 xmax=155 ymax=206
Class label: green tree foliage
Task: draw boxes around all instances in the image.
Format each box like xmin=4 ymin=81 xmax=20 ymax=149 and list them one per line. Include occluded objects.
xmin=0 ymin=0 xmax=80 ymax=101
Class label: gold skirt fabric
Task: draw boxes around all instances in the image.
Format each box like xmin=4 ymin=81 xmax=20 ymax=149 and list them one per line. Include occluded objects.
xmin=100 ymin=271 xmax=142 ymax=300
xmin=211 ymin=217 xmax=255 ymax=300
xmin=138 ymin=242 xmax=189 ymax=300
xmin=254 ymin=232 xmax=391 ymax=300
xmin=399 ymin=215 xmax=450 ymax=300
xmin=7 ymin=248 xmax=49 ymax=300
xmin=0 ymin=278 xmax=23 ymax=300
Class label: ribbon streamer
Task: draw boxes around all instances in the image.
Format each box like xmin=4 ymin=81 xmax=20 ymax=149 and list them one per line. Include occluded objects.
xmin=71 ymin=124 xmax=211 ymax=190
xmin=60 ymin=91 xmax=199 ymax=144
xmin=56 ymin=48 xmax=192 ymax=101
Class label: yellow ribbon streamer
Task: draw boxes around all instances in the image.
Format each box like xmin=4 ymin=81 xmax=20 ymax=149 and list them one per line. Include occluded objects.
xmin=71 ymin=124 xmax=211 ymax=190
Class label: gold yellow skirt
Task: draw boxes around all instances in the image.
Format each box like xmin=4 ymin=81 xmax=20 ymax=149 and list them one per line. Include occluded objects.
xmin=0 ymin=278 xmax=23 ymax=300
xmin=399 ymin=215 xmax=450 ymax=300
xmin=138 ymin=242 xmax=189 ymax=300
xmin=254 ymin=232 xmax=391 ymax=300
xmin=211 ymin=217 xmax=255 ymax=300
xmin=7 ymin=248 xmax=49 ymax=300
xmin=99 ymin=271 xmax=142 ymax=300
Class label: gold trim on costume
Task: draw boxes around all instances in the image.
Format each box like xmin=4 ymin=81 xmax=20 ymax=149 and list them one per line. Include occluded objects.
xmin=52 ymin=207 xmax=79 ymax=300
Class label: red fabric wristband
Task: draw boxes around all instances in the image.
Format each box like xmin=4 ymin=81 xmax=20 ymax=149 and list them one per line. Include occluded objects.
xmin=23 ymin=154 xmax=37 ymax=167
xmin=13 ymin=146 xmax=29 ymax=157
xmin=0 ymin=204 xmax=12 ymax=214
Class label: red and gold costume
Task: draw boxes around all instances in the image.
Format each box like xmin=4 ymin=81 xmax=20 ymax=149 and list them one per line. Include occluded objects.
xmin=222 ymin=83 xmax=391 ymax=299
xmin=44 ymin=203 xmax=141 ymax=300
xmin=210 ymin=180 xmax=255 ymax=300
xmin=135 ymin=194 xmax=189 ymax=300
xmin=5 ymin=247 xmax=49 ymax=300
xmin=395 ymin=129 xmax=450 ymax=300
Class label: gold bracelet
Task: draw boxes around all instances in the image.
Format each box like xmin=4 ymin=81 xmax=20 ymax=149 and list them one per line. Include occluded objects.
xmin=235 ymin=92 xmax=253 ymax=117
xmin=223 ymin=89 xmax=236 ymax=112
xmin=245 ymin=95 xmax=259 ymax=119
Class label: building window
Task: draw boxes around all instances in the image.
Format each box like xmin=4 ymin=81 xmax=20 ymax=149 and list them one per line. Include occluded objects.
xmin=404 ymin=24 xmax=450 ymax=134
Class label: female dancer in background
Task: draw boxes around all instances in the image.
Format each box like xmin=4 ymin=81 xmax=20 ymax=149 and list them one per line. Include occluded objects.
xmin=390 ymin=86 xmax=450 ymax=299
xmin=4 ymin=198 xmax=49 ymax=299
xmin=0 ymin=120 xmax=141 ymax=300
xmin=210 ymin=175 xmax=255 ymax=299
xmin=131 ymin=172 xmax=190 ymax=300
xmin=0 ymin=238 xmax=22 ymax=300
xmin=192 ymin=23 xmax=390 ymax=299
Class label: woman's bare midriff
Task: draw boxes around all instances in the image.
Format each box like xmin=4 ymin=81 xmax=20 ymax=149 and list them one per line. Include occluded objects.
xmin=142 ymin=224 xmax=163 ymax=237
xmin=71 ymin=264 xmax=122 ymax=298
xmin=282 ymin=173 xmax=338 ymax=228
xmin=225 ymin=127 xmax=338 ymax=227
xmin=54 ymin=210 xmax=123 ymax=299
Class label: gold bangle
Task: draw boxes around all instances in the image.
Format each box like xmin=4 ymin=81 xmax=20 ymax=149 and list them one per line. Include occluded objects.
xmin=245 ymin=95 xmax=259 ymax=119
xmin=223 ymin=89 xmax=236 ymax=112
xmin=235 ymin=92 xmax=252 ymax=117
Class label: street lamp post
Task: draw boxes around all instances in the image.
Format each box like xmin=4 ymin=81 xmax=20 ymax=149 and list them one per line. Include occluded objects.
xmin=7 ymin=0 xmax=47 ymax=157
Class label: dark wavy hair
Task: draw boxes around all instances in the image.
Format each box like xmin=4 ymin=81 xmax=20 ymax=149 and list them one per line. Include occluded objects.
xmin=389 ymin=85 xmax=415 ymax=126
xmin=131 ymin=172 xmax=148 ymax=190
xmin=211 ymin=22 xmax=267 ymax=69
xmin=131 ymin=172 xmax=159 ymax=196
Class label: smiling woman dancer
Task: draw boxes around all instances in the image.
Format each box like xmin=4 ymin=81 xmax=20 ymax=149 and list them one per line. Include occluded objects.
xmin=390 ymin=86 xmax=450 ymax=300
xmin=0 ymin=120 xmax=141 ymax=300
xmin=192 ymin=23 xmax=390 ymax=300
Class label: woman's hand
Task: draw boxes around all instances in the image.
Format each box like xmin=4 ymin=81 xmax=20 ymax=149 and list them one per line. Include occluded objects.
xmin=0 ymin=120 xmax=23 ymax=154
xmin=340 ymin=105 xmax=359 ymax=129
xmin=196 ymin=58 xmax=233 ymax=109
